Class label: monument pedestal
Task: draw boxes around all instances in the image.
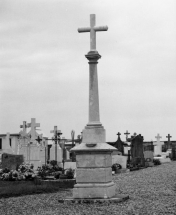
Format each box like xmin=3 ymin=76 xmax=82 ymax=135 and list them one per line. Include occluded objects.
xmin=71 ymin=124 xmax=117 ymax=199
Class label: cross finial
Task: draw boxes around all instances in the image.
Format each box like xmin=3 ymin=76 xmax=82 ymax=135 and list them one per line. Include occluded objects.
xmin=78 ymin=14 xmax=108 ymax=51
xmin=124 ymin=130 xmax=130 ymax=140
xmin=155 ymin=133 xmax=162 ymax=142
xmin=166 ymin=134 xmax=172 ymax=142
xmin=117 ymin=132 xmax=121 ymax=139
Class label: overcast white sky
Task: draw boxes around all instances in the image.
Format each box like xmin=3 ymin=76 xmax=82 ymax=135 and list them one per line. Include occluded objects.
xmin=0 ymin=0 xmax=176 ymax=142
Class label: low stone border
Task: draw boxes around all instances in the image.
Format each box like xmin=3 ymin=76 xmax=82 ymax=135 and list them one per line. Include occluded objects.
xmin=115 ymin=169 xmax=130 ymax=174
xmin=35 ymin=178 xmax=76 ymax=188
xmin=58 ymin=194 xmax=129 ymax=204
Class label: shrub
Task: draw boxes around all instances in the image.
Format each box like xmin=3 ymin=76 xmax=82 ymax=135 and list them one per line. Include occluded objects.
xmin=49 ymin=160 xmax=57 ymax=166
xmin=65 ymin=168 xmax=75 ymax=179
xmin=0 ymin=163 xmax=36 ymax=181
xmin=36 ymin=163 xmax=63 ymax=179
xmin=153 ymin=159 xmax=161 ymax=165
xmin=112 ymin=163 xmax=122 ymax=171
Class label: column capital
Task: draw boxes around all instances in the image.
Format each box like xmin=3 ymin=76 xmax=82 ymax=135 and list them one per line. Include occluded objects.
xmin=85 ymin=51 xmax=101 ymax=64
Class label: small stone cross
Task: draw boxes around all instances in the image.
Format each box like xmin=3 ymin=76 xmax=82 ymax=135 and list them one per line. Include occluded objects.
xmin=166 ymin=134 xmax=172 ymax=142
xmin=78 ymin=14 xmax=108 ymax=51
xmin=155 ymin=133 xmax=162 ymax=142
xmin=20 ymin=121 xmax=29 ymax=136
xmin=124 ymin=130 xmax=130 ymax=140
xmin=27 ymin=118 xmax=40 ymax=141
xmin=50 ymin=126 xmax=61 ymax=136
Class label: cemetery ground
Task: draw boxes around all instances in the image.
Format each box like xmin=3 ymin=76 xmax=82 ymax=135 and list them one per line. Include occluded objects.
xmin=0 ymin=162 xmax=175 ymax=215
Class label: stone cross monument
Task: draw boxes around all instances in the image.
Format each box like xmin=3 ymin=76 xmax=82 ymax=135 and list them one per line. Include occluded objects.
xmin=71 ymin=14 xmax=120 ymax=200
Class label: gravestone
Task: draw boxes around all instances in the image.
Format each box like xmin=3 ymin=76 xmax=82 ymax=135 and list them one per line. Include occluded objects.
xmin=143 ymin=141 xmax=154 ymax=167
xmin=131 ymin=134 xmax=145 ymax=167
xmin=71 ymin=14 xmax=119 ymax=200
xmin=165 ymin=134 xmax=172 ymax=150
xmin=18 ymin=118 xmax=46 ymax=169
xmin=154 ymin=133 xmax=163 ymax=156
xmin=50 ymin=126 xmax=63 ymax=163
xmin=107 ymin=132 xmax=126 ymax=155
xmin=172 ymin=145 xmax=176 ymax=160
xmin=2 ymin=153 xmax=24 ymax=170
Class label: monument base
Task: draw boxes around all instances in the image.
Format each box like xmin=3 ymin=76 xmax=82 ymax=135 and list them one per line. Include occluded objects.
xmin=73 ymin=181 xmax=116 ymax=199
xmin=58 ymin=194 xmax=129 ymax=204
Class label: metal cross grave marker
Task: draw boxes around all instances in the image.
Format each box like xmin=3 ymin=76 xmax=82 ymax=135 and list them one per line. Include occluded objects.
xmin=166 ymin=134 xmax=172 ymax=142
xmin=124 ymin=130 xmax=130 ymax=140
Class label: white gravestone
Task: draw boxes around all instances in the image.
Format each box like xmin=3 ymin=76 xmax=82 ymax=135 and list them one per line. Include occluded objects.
xmin=18 ymin=119 xmax=45 ymax=169
xmin=49 ymin=143 xmax=62 ymax=163
xmin=50 ymin=126 xmax=63 ymax=164
xmin=154 ymin=134 xmax=164 ymax=156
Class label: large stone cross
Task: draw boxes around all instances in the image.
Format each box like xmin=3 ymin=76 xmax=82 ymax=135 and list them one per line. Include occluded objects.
xmin=78 ymin=14 xmax=108 ymax=51
xmin=27 ymin=118 xmax=40 ymax=141
xmin=166 ymin=134 xmax=172 ymax=142
xmin=155 ymin=133 xmax=162 ymax=142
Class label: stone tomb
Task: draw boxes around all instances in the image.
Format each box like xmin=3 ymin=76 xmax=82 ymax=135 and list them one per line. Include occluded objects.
xmin=18 ymin=119 xmax=47 ymax=169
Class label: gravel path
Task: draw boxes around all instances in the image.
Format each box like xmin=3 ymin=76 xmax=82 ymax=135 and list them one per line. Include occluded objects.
xmin=0 ymin=162 xmax=176 ymax=215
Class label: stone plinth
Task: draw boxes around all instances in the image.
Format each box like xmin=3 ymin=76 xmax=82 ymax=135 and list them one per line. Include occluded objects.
xmin=71 ymin=141 xmax=117 ymax=199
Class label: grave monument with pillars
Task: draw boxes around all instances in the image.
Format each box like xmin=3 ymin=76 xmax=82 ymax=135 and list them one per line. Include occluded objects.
xmin=69 ymin=14 xmax=128 ymax=201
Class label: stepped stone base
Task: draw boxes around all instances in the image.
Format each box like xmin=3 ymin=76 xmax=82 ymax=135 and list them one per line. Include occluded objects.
xmin=58 ymin=194 xmax=129 ymax=204
xmin=73 ymin=181 xmax=116 ymax=199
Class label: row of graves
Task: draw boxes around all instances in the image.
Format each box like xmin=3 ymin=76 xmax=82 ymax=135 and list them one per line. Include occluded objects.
xmin=107 ymin=131 xmax=176 ymax=171
xmin=0 ymin=118 xmax=82 ymax=170
xmin=1 ymin=118 xmax=175 ymax=172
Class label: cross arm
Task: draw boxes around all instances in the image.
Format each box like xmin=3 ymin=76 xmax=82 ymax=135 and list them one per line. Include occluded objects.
xmin=94 ymin=26 xmax=108 ymax=31
xmin=78 ymin=27 xmax=91 ymax=33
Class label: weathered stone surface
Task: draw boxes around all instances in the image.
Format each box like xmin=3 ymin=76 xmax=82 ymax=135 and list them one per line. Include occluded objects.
xmin=76 ymin=167 xmax=112 ymax=183
xmin=2 ymin=153 xmax=24 ymax=170
xmin=73 ymin=181 xmax=116 ymax=199
xmin=76 ymin=153 xmax=112 ymax=168
xmin=82 ymin=126 xmax=105 ymax=143
xmin=72 ymin=142 xmax=116 ymax=152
